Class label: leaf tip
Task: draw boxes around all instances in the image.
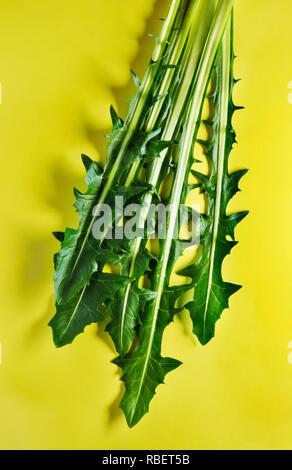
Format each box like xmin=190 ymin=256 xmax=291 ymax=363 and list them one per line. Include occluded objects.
xmin=81 ymin=154 xmax=92 ymax=170
xmin=52 ymin=231 xmax=65 ymax=243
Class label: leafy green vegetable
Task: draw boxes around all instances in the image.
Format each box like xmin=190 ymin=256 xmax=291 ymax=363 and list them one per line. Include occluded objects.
xmin=113 ymin=0 xmax=236 ymax=427
xmin=181 ymin=16 xmax=248 ymax=345
xmin=50 ymin=0 xmax=247 ymax=428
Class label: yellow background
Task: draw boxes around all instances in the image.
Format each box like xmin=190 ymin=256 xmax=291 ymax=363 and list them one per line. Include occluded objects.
xmin=0 ymin=0 xmax=292 ymax=450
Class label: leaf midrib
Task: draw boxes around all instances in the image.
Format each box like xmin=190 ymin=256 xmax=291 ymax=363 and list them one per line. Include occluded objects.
xmin=202 ymin=19 xmax=231 ymax=343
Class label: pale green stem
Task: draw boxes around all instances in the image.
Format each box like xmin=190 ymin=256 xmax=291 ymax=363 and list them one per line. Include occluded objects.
xmin=125 ymin=0 xmax=200 ymax=187
xmin=202 ymin=15 xmax=231 ymax=343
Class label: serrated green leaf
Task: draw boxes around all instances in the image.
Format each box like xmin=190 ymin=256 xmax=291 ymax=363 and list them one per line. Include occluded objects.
xmin=181 ymin=15 xmax=248 ymax=345
xmin=54 ymin=130 xmax=160 ymax=305
xmin=53 ymin=231 xmax=65 ymax=243
xmin=113 ymin=288 xmax=182 ymax=427
xmin=106 ymin=242 xmax=156 ymax=356
xmin=50 ymin=273 xmax=130 ymax=348
xmin=106 ymin=285 xmax=156 ymax=357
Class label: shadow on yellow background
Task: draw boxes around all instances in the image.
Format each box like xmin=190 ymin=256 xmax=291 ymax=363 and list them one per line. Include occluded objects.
xmin=0 ymin=0 xmax=292 ymax=450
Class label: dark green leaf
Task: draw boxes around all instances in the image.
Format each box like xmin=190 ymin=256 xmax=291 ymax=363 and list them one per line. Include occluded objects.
xmin=50 ymin=273 xmax=130 ymax=348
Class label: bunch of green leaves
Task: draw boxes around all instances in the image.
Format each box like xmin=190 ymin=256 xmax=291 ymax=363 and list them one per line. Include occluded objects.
xmin=50 ymin=0 xmax=247 ymax=427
